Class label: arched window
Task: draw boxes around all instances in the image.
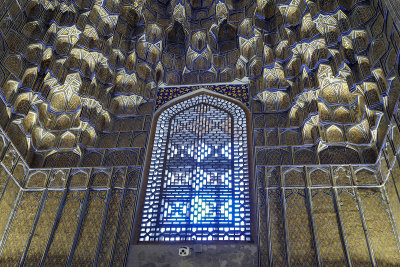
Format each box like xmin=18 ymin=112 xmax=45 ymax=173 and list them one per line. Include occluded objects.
xmin=138 ymin=90 xmax=252 ymax=242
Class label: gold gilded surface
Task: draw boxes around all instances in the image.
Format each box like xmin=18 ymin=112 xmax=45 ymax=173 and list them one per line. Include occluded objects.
xmin=336 ymin=189 xmax=372 ymax=266
xmin=0 ymin=191 xmax=41 ymax=265
xmin=25 ymin=170 xmax=51 ymax=188
xmin=69 ymin=169 xmax=90 ymax=188
xmin=71 ymin=191 xmax=107 ymax=266
xmin=311 ymin=189 xmax=346 ymax=265
xmin=97 ymin=190 xmax=123 ymax=266
xmin=285 ymin=189 xmax=317 ymax=266
xmin=90 ymin=169 xmax=112 ymax=187
xmin=1 ymin=0 xmax=400 ymax=264
xmin=0 ymin=165 xmax=10 ymax=197
xmin=258 ymin=189 xmax=268 ymax=267
xmin=12 ymin=159 xmax=27 ymax=185
xmin=308 ymin=167 xmax=331 ymax=186
xmin=48 ymin=169 xmax=69 ymax=188
xmin=2 ymin=146 xmax=19 ymax=173
xmin=358 ymin=188 xmax=400 ymax=266
xmin=385 ymin=176 xmax=400 ymax=242
xmin=44 ymin=191 xmax=85 ymax=266
xmin=113 ymin=190 xmax=137 ymax=266
xmin=0 ymin=178 xmax=20 ymax=244
xmin=24 ymin=191 xmax=63 ymax=265
xmin=268 ymin=189 xmax=287 ymax=266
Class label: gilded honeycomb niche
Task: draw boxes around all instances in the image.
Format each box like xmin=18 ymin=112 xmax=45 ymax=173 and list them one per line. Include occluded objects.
xmin=1 ymin=0 xmax=400 ymax=265
xmin=0 ymin=0 xmax=397 ymax=168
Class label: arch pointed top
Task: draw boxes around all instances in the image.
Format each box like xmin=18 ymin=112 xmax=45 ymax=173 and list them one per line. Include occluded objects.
xmin=155 ymin=87 xmax=250 ymax=118
xmin=155 ymin=79 xmax=250 ymax=113
xmin=137 ymin=83 xmax=254 ymax=242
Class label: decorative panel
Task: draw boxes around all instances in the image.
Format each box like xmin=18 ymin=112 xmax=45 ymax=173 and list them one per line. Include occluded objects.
xmin=113 ymin=190 xmax=138 ymax=265
xmin=24 ymin=191 xmax=64 ymax=265
xmin=0 ymin=191 xmax=41 ymax=265
xmin=386 ymin=174 xmax=400 ymax=241
xmin=0 ymin=164 xmax=10 ymax=198
xmin=336 ymin=189 xmax=372 ymax=265
xmin=285 ymin=189 xmax=317 ymax=266
xmin=0 ymin=0 xmax=400 ymax=265
xmin=71 ymin=190 xmax=107 ymax=265
xmin=96 ymin=189 xmax=124 ymax=266
xmin=44 ymin=191 xmax=86 ymax=266
xmin=267 ymin=189 xmax=287 ymax=266
xmin=257 ymin=188 xmax=268 ymax=267
xmin=156 ymin=83 xmax=249 ymax=109
xmin=139 ymin=93 xmax=251 ymax=242
xmin=358 ymin=188 xmax=400 ymax=265
xmin=0 ymin=178 xmax=20 ymax=246
xmin=311 ymin=189 xmax=346 ymax=265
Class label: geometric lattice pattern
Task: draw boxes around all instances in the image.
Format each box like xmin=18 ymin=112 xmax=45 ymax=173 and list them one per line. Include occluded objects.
xmin=2 ymin=0 xmax=400 ymax=264
xmin=257 ymin=109 xmax=400 ymax=265
xmin=156 ymin=82 xmax=249 ymax=109
xmin=140 ymin=93 xmax=251 ymax=241
xmin=0 ymin=126 xmax=138 ymax=266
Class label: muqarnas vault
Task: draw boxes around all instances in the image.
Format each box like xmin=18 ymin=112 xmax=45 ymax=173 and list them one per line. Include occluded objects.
xmin=1 ymin=0 xmax=400 ymax=266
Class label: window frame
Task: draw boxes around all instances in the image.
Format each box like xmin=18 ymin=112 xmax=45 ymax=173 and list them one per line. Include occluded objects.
xmin=133 ymin=89 xmax=256 ymax=244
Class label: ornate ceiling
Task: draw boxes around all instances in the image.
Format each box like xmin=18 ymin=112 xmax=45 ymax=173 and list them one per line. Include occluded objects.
xmin=1 ymin=0 xmax=400 ymax=265
xmin=0 ymin=0 xmax=398 ymax=167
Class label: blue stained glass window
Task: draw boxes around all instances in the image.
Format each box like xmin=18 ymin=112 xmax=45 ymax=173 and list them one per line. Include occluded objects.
xmin=139 ymin=93 xmax=251 ymax=241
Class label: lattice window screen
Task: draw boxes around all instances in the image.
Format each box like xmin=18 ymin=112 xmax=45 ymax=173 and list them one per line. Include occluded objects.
xmin=139 ymin=94 xmax=251 ymax=241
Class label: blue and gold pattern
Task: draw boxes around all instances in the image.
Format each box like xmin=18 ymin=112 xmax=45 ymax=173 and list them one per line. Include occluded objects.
xmin=141 ymin=94 xmax=251 ymax=241
xmin=156 ymin=83 xmax=249 ymax=109
xmin=1 ymin=0 xmax=400 ymax=265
